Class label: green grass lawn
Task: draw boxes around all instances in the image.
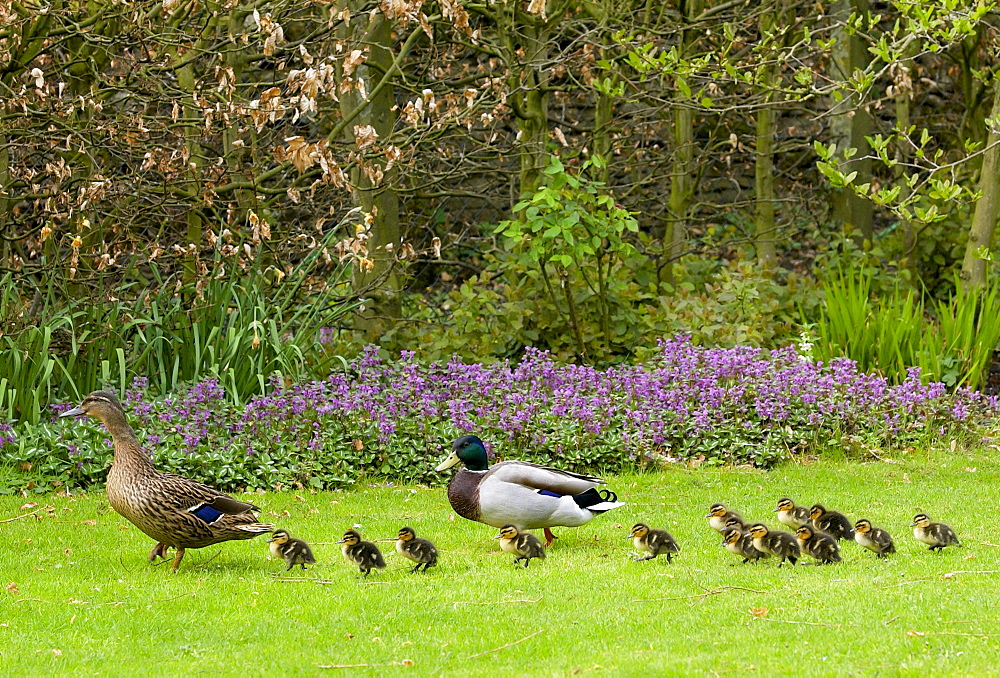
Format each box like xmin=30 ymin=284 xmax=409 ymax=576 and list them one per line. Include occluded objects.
xmin=3 ymin=446 xmax=1000 ymax=677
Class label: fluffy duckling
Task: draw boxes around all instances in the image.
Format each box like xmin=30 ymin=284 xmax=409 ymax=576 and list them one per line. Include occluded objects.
xmin=495 ymin=524 xmax=546 ymax=568
xmin=706 ymin=503 xmax=745 ymax=532
xmin=338 ymin=529 xmax=386 ymax=575
xmin=395 ymin=526 xmax=438 ymax=573
xmin=721 ymin=526 xmax=770 ymax=564
xmin=795 ymin=524 xmax=842 ymax=564
xmin=853 ymin=519 xmax=896 ymax=558
xmin=774 ymin=498 xmax=811 ymax=529
xmin=809 ymin=504 xmax=854 ymax=541
xmin=910 ymin=513 xmax=961 ymax=551
xmin=747 ymin=523 xmax=799 ymax=566
xmin=629 ymin=523 xmax=680 ymax=563
xmin=267 ymin=529 xmax=316 ymax=571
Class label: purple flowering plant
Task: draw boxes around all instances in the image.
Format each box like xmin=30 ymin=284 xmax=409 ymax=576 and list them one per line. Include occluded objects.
xmin=2 ymin=337 xmax=996 ymax=493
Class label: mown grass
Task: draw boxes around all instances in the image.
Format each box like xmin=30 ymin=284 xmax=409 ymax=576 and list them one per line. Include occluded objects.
xmin=3 ymin=446 xmax=1000 ymax=676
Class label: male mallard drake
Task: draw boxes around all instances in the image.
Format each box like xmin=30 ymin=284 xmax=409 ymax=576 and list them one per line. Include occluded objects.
xmin=721 ymin=527 xmax=770 ymax=564
xmin=495 ymin=524 xmax=546 ymax=567
xmin=61 ymin=391 xmax=273 ymax=570
xmin=395 ymin=526 xmax=438 ymax=573
xmin=853 ymin=519 xmax=896 ymax=558
xmin=706 ymin=503 xmax=745 ymax=532
xmin=747 ymin=524 xmax=799 ymax=566
xmin=774 ymin=498 xmax=811 ymax=529
xmin=629 ymin=522 xmax=680 ymax=562
xmin=436 ymin=435 xmax=623 ymax=547
xmin=795 ymin=524 xmax=842 ymax=564
xmin=268 ymin=529 xmax=316 ymax=571
xmin=910 ymin=513 xmax=961 ymax=551
xmin=338 ymin=529 xmax=386 ymax=575
xmin=809 ymin=504 xmax=853 ymax=541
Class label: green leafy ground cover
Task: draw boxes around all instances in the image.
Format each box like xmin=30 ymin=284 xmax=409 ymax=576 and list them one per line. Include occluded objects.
xmin=3 ymin=446 xmax=1000 ymax=676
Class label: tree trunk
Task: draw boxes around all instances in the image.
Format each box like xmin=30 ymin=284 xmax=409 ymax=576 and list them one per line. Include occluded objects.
xmin=754 ymin=5 xmax=779 ymax=270
xmin=338 ymin=4 xmax=402 ymax=338
xmin=893 ymin=43 xmax=918 ymax=285
xmin=961 ymin=82 xmax=1000 ymax=291
xmin=829 ymin=0 xmax=873 ymax=243
xmin=664 ymin=0 xmax=703 ymax=285
xmin=514 ymin=20 xmax=552 ymax=198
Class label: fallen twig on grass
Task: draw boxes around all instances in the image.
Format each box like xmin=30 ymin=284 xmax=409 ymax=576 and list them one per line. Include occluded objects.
xmin=194 ymin=550 xmax=223 ymax=569
xmin=0 ymin=506 xmax=53 ymax=523
xmin=756 ymin=619 xmax=843 ymax=628
xmin=453 ymin=597 xmax=542 ymax=610
xmin=317 ymin=663 xmax=371 ymax=669
xmin=634 ymin=586 xmax=768 ymax=602
xmin=942 ymin=570 xmax=1000 ymax=579
xmin=465 ymin=629 xmax=544 ymax=659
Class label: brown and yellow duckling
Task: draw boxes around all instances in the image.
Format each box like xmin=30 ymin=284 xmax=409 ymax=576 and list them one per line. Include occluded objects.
xmin=809 ymin=504 xmax=854 ymax=541
xmin=747 ymin=524 xmax=799 ymax=567
xmin=910 ymin=513 xmax=961 ymax=551
xmin=395 ymin=526 xmax=438 ymax=573
xmin=338 ymin=529 xmax=386 ymax=575
xmin=495 ymin=524 xmax=546 ymax=568
xmin=60 ymin=391 xmax=273 ymax=571
xmin=706 ymin=503 xmax=745 ymax=532
xmin=774 ymin=498 xmax=811 ymax=529
xmin=795 ymin=524 xmax=842 ymax=564
xmin=853 ymin=519 xmax=896 ymax=558
xmin=629 ymin=523 xmax=680 ymax=563
xmin=721 ymin=526 xmax=770 ymax=564
xmin=268 ymin=529 xmax=316 ymax=571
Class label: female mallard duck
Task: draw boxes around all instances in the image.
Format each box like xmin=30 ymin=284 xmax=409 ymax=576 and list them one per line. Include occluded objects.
xmin=910 ymin=513 xmax=961 ymax=551
xmin=706 ymin=503 xmax=745 ymax=532
xmin=61 ymin=391 xmax=273 ymax=571
xmin=773 ymin=498 xmax=811 ymax=529
xmin=747 ymin=523 xmax=799 ymax=566
xmin=721 ymin=527 xmax=770 ymax=564
xmin=338 ymin=529 xmax=386 ymax=575
xmin=495 ymin=524 xmax=546 ymax=567
xmin=629 ymin=522 xmax=680 ymax=562
xmin=436 ymin=435 xmax=624 ymax=546
xmin=853 ymin=519 xmax=896 ymax=558
xmin=809 ymin=504 xmax=854 ymax=541
xmin=268 ymin=529 xmax=316 ymax=571
xmin=795 ymin=524 xmax=842 ymax=564
xmin=396 ymin=526 xmax=438 ymax=573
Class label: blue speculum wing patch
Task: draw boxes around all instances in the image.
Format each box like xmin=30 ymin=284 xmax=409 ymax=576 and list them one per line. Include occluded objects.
xmin=189 ymin=503 xmax=224 ymax=524
xmin=537 ymin=490 xmax=562 ymax=498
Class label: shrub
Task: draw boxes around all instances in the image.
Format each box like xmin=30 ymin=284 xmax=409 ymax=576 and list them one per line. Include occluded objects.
xmin=2 ymin=338 xmax=995 ymax=493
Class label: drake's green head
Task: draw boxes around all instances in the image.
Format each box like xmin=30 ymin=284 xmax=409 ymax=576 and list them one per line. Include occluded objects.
xmin=435 ymin=435 xmax=489 ymax=472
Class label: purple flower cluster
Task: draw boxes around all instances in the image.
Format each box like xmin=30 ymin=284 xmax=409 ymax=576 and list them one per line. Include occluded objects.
xmin=226 ymin=338 xmax=996 ymax=466
xmin=0 ymin=422 xmax=13 ymax=449
xmin=25 ymin=337 xmax=995 ymax=491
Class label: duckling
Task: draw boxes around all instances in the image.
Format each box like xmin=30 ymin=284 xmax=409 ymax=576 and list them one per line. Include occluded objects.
xmin=267 ymin=529 xmax=316 ymax=571
xmin=721 ymin=526 xmax=770 ymax=564
xmin=795 ymin=524 xmax=842 ymax=564
xmin=395 ymin=526 xmax=438 ymax=573
xmin=338 ymin=529 xmax=386 ymax=575
xmin=723 ymin=517 xmax=746 ymax=533
xmin=629 ymin=523 xmax=680 ymax=563
xmin=773 ymin=498 xmax=811 ymax=529
xmin=706 ymin=503 xmax=745 ymax=532
xmin=494 ymin=524 xmax=545 ymax=568
xmin=910 ymin=513 xmax=961 ymax=551
xmin=809 ymin=504 xmax=854 ymax=541
xmin=747 ymin=523 xmax=799 ymax=566
xmin=853 ymin=519 xmax=896 ymax=558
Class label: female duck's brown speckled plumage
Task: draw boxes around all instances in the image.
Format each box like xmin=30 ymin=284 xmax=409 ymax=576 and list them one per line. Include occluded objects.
xmin=61 ymin=390 xmax=274 ymax=570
